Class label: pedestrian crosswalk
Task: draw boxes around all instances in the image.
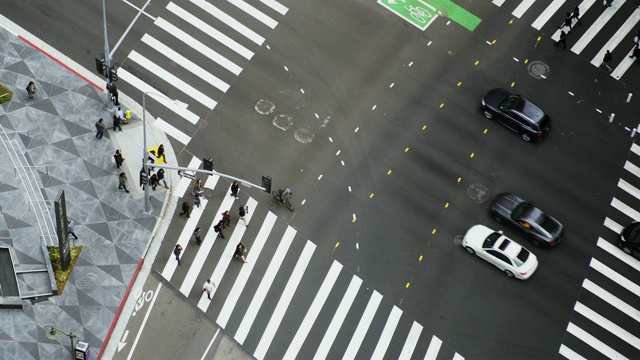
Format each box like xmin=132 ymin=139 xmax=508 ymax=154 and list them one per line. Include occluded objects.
xmin=558 ymin=141 xmax=640 ymax=359
xmin=118 ymin=0 xmax=287 ymax=146
xmin=492 ymin=0 xmax=640 ymax=80
xmin=160 ymin=155 xmax=465 ymax=360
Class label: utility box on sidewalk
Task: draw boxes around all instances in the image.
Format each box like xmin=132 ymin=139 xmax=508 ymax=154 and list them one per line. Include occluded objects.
xmin=74 ymin=341 xmax=90 ymax=360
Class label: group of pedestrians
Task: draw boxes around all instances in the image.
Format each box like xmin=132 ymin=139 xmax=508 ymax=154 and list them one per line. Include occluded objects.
xmin=95 ymin=107 xmax=129 ymax=140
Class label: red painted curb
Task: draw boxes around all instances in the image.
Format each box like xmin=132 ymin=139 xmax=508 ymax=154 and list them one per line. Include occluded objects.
xmin=18 ymin=35 xmax=105 ymax=91
xmin=97 ymin=258 xmax=144 ymax=360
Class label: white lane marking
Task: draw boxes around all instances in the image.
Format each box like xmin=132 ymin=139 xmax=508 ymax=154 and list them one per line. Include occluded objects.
xmin=155 ymin=17 xmax=243 ymax=76
xmin=343 ymin=290 xmax=383 ymax=360
xmin=625 ymin=160 xmax=640 ymax=179
xmin=142 ymin=34 xmax=231 ymax=92
xmin=312 ymin=275 xmax=363 ymax=360
xmin=558 ymin=344 xmax=588 ymax=360
xmin=492 ymin=0 xmax=506 ymax=6
xmin=283 ymin=261 xmax=343 ymax=360
xmin=590 ymin=257 xmax=640 ymax=294
xmin=590 ymin=7 xmax=640 ymax=66
xmin=190 ymin=0 xmax=265 ymax=45
xmin=127 ymin=50 xmax=218 ymax=109
xmin=153 ymin=118 xmax=190 ymax=146
xmin=604 ymin=217 xmax=623 ymax=234
xmin=611 ymin=198 xmax=640 ymax=222
xmin=597 ymin=238 xmax=640 ymax=273
xmin=216 ymin=212 xmax=277 ymax=327
xmin=566 ymin=323 xmax=626 ymax=359
xmin=126 ymin=283 xmax=162 ymax=360
xmin=574 ymin=302 xmax=640 ymax=350
xmin=118 ymin=68 xmax=200 ymax=124
xmin=197 ymin=197 xmax=259 ymax=311
xmin=201 ymin=329 xmax=220 ymax=360
xmin=632 ymin=143 xmax=640 ymax=156
xmin=582 ymin=279 xmax=640 ymax=323
xmin=259 ymin=0 xmax=288 ymax=15
xmin=453 ymin=354 xmax=465 ymax=360
xmin=398 ymin=321 xmax=423 ymax=360
xmin=371 ymin=306 xmax=403 ymax=359
xmin=532 ymin=0 xmax=566 ymax=30
xmin=173 ymin=157 xmax=202 ymax=197
xmin=551 ymin=0 xmax=596 ymax=41
xmin=228 ymin=0 xmax=278 ymax=28
xmin=179 ymin=184 xmax=234 ymax=296
xmin=512 ymin=0 xmax=535 ymax=19
xmin=234 ymin=226 xmax=297 ymax=344
xmin=571 ymin=0 xmax=628 ymax=54
xmin=167 ymin=3 xmax=254 ymax=60
xmin=424 ymin=335 xmax=443 ymax=360
xmin=253 ymin=241 xmax=317 ymax=360
xmin=619 ymin=178 xmax=640 ymax=201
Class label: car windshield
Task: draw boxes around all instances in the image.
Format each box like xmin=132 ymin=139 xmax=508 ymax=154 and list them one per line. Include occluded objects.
xmin=511 ymin=202 xmax=531 ymax=221
xmin=499 ymin=95 xmax=523 ymax=111
xmin=514 ymin=248 xmax=530 ymax=266
xmin=483 ymin=232 xmax=501 ymax=248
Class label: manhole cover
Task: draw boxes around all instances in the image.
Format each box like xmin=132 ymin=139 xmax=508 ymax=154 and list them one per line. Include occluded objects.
xmin=527 ymin=60 xmax=550 ymax=80
xmin=467 ymin=183 xmax=490 ymax=204
xmin=273 ymin=114 xmax=293 ymax=131
xmin=453 ymin=235 xmax=464 ymax=246
xmin=294 ymin=126 xmax=314 ymax=143
xmin=255 ymin=99 xmax=275 ymax=115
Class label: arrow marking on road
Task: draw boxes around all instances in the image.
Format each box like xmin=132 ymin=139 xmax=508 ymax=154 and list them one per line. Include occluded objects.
xmin=118 ymin=330 xmax=130 ymax=352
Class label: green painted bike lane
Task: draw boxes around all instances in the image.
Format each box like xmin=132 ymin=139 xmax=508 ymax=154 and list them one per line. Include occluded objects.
xmin=378 ymin=0 xmax=481 ymax=32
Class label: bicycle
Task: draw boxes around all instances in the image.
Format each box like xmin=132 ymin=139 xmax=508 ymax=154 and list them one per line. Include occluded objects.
xmin=405 ymin=5 xmax=433 ymax=23
xmin=272 ymin=190 xmax=294 ymax=211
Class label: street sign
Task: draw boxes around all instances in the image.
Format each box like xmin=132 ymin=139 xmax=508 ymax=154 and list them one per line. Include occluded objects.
xmin=178 ymin=170 xmax=197 ymax=180
xmin=378 ymin=0 xmax=438 ymax=30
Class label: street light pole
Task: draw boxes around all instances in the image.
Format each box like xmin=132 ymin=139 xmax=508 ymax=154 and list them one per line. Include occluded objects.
xmin=46 ymin=326 xmax=77 ymax=360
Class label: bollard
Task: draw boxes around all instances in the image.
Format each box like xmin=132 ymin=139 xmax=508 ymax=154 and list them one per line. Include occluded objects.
xmin=627 ymin=93 xmax=633 ymax=103
xmin=609 ymin=113 xmax=615 ymax=124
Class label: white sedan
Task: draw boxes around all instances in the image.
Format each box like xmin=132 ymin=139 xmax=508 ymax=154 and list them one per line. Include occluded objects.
xmin=462 ymin=224 xmax=539 ymax=280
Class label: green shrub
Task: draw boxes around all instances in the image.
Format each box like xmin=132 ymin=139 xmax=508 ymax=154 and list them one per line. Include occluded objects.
xmin=0 ymin=84 xmax=13 ymax=104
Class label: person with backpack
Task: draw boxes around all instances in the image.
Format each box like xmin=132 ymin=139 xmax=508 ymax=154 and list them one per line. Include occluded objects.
xmin=179 ymin=201 xmax=191 ymax=218
xmin=213 ymin=220 xmax=226 ymax=239
xmin=193 ymin=227 xmax=202 ymax=245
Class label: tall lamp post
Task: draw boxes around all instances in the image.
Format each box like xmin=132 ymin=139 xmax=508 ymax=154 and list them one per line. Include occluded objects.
xmin=45 ymin=326 xmax=77 ymax=360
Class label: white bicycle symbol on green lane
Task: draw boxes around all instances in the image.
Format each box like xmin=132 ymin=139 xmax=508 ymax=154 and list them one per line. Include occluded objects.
xmin=405 ymin=5 xmax=434 ymax=23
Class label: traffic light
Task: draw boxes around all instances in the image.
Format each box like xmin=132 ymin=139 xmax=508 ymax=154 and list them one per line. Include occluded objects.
xmin=109 ymin=67 xmax=118 ymax=82
xmin=261 ymin=176 xmax=272 ymax=193
xmin=203 ymin=158 xmax=213 ymax=171
xmin=95 ymin=58 xmax=106 ymax=77
xmin=139 ymin=168 xmax=148 ymax=187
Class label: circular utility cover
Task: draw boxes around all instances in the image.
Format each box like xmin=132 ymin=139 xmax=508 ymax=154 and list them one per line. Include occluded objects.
xmin=294 ymin=126 xmax=314 ymax=143
xmin=467 ymin=183 xmax=490 ymax=204
xmin=527 ymin=60 xmax=550 ymax=80
xmin=255 ymin=99 xmax=275 ymax=115
xmin=272 ymin=114 xmax=293 ymax=131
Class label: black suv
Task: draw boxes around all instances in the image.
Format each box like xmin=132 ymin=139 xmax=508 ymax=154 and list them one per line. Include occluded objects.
xmin=481 ymin=88 xmax=551 ymax=142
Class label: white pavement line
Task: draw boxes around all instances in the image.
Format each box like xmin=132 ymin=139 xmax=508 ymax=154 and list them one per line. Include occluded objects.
xmin=127 ymin=283 xmax=162 ymax=360
xmin=201 ymin=328 xmax=220 ymax=360
xmin=259 ymin=0 xmax=288 ymax=15
xmin=619 ymin=178 xmax=640 ymax=201
xmin=571 ymin=0 xmax=627 ymax=54
xmin=597 ymin=238 xmax=640 ymax=273
xmin=632 ymin=143 xmax=640 ymax=156
xmin=142 ymin=34 xmax=232 ymax=91
xmin=313 ymin=275 xmax=363 ymax=360
xmin=558 ymin=344 xmax=588 ymax=360
xmin=197 ymin=197 xmax=259 ymax=311
xmin=583 ymin=279 xmax=640 ymax=323
xmin=591 ymin=7 xmax=640 ymax=66
xmin=253 ymin=241 xmax=317 ymax=360
xmin=127 ymin=50 xmax=217 ymax=109
xmin=611 ymin=197 xmax=640 ymax=222
xmin=551 ymin=0 xmax=596 ymax=40
xmin=343 ymin=290 xmax=383 ymax=360
xmin=492 ymin=0 xmax=505 ymax=6
xmin=283 ymin=261 xmax=343 ymax=360
xmin=180 ymin=184 xmax=234 ymax=296
xmin=216 ymin=212 xmax=277 ymax=327
xmin=228 ymin=0 xmax=278 ymax=28
xmin=167 ymin=3 xmax=254 ymax=60
xmin=590 ymin=257 xmax=640 ymax=294
xmin=424 ymin=335 xmax=443 ymax=360
xmin=452 ymin=354 xmax=465 ymax=360
xmin=566 ymin=322 xmax=626 ymax=359
xmin=234 ymin=226 xmax=297 ymax=344
xmin=190 ymin=0 xmax=265 ymax=45
xmin=604 ymin=217 xmax=623 ymax=234
xmin=398 ymin=321 xmax=423 ymax=360
xmin=512 ymin=0 xmax=535 ymax=19
xmin=153 ymin=118 xmax=191 ymax=145
xmin=174 ymin=156 xmax=202 ymax=197
xmin=613 ymin=49 xmax=638 ymax=80
xmin=625 ymin=160 xmax=640 ymax=179
xmin=532 ymin=0 xmax=566 ymax=30
xmin=155 ymin=17 xmax=243 ymax=76
xmin=371 ymin=306 xmax=403 ymax=360
xmin=575 ymin=302 xmax=640 ymax=350
xmin=118 ymin=68 xmax=201 ymax=124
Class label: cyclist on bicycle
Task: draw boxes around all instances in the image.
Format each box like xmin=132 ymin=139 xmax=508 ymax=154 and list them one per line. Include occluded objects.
xmin=279 ymin=187 xmax=292 ymax=204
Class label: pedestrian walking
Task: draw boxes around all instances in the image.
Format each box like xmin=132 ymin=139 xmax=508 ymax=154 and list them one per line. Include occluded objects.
xmin=112 ymin=113 xmax=123 ymax=132
xmin=157 ymin=144 xmax=165 ymax=163
xmin=556 ymin=30 xmax=567 ymax=49
xmin=604 ymin=0 xmax=613 ymax=8
xmin=602 ymin=50 xmax=613 ymax=72
xmin=194 ymin=193 xmax=202 ymax=208
xmin=95 ymin=118 xmax=105 ymax=139
xmin=634 ymin=30 xmax=640 ymax=46
xmin=214 ymin=220 xmax=226 ymax=239
xmin=26 ymin=81 xmax=37 ymax=99
xmin=630 ymin=45 xmax=640 ymax=63
xmin=174 ymin=244 xmax=183 ymax=265
xmin=108 ymin=82 xmax=119 ymax=105
xmin=234 ymin=243 xmax=247 ymax=263
xmin=180 ymin=201 xmax=191 ymax=218
xmin=150 ymin=173 xmax=159 ymax=191
xmin=157 ymin=168 xmax=169 ymax=189
xmin=571 ymin=5 xmax=582 ymax=25
xmin=559 ymin=12 xmax=573 ymax=32
xmin=114 ymin=149 xmax=125 ymax=170
xmin=238 ymin=205 xmax=248 ymax=227
xmin=118 ymin=172 xmax=130 ymax=193
xmin=230 ymin=181 xmax=239 ymax=199
xmin=203 ymin=279 xmax=215 ymax=300
xmin=194 ymin=227 xmax=202 ymax=245
xmin=221 ymin=210 xmax=231 ymax=229
xmin=192 ymin=179 xmax=204 ymax=198
xmin=67 ymin=219 xmax=78 ymax=240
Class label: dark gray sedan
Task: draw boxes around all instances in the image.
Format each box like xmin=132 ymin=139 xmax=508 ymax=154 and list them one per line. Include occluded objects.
xmin=490 ymin=193 xmax=563 ymax=247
